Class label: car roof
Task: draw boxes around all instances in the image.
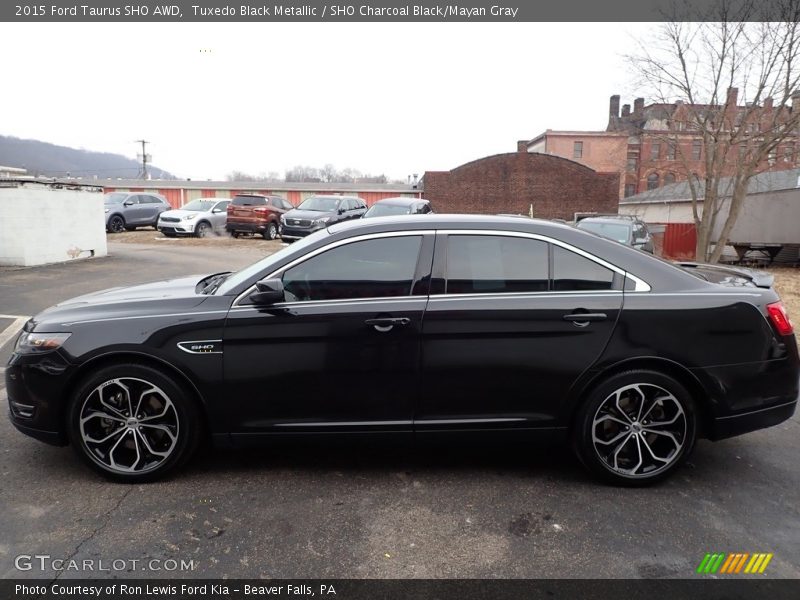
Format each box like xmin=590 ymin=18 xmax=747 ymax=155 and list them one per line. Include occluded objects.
xmin=371 ymin=197 xmax=428 ymax=207
xmin=579 ymin=216 xmax=639 ymax=224
xmin=304 ymin=195 xmax=363 ymax=200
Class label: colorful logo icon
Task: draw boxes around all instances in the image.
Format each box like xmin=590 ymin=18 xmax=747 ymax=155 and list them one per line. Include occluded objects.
xmin=697 ymin=553 xmax=773 ymax=574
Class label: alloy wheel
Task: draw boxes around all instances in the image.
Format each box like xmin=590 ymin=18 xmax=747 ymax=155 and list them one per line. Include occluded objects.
xmin=196 ymin=222 xmax=210 ymax=238
xmin=591 ymin=383 xmax=687 ymax=478
xmin=78 ymin=377 xmax=180 ymax=474
xmin=109 ymin=216 xmax=125 ymax=233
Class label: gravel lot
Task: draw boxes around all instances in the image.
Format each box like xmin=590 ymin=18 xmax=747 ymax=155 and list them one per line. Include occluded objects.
xmin=0 ymin=240 xmax=798 ymax=580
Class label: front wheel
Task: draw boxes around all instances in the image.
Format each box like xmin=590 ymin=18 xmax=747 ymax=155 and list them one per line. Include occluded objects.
xmin=572 ymin=370 xmax=697 ymax=486
xmin=195 ymin=221 xmax=211 ymax=238
xmin=107 ymin=215 xmax=125 ymax=233
xmin=67 ymin=364 xmax=201 ymax=482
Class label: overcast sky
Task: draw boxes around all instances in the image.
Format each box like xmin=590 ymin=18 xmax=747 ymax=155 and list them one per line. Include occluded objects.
xmin=1 ymin=22 xmax=656 ymax=181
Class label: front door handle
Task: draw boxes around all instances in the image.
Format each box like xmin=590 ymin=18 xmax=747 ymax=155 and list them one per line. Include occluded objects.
xmin=365 ymin=317 xmax=411 ymax=332
xmin=563 ymin=312 xmax=607 ymax=325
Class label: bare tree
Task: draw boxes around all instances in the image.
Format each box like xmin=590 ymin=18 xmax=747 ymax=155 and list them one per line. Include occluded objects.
xmin=627 ymin=0 xmax=800 ymax=262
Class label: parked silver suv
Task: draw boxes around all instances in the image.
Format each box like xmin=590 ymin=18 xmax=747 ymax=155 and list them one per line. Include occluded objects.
xmin=105 ymin=192 xmax=171 ymax=233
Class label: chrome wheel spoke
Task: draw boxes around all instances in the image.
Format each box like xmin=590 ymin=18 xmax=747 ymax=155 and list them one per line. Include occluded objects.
xmin=84 ymin=426 xmax=126 ymax=446
xmin=592 ymin=382 xmax=687 ymax=478
xmin=79 ymin=376 xmax=179 ymax=474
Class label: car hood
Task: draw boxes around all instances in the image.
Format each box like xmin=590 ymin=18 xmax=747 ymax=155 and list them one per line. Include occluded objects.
xmin=28 ymin=275 xmax=217 ymax=330
xmin=284 ymin=209 xmax=338 ymax=220
xmin=159 ymin=209 xmax=203 ymax=220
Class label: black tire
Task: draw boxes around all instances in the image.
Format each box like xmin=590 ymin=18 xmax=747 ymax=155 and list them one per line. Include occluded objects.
xmin=231 ymin=231 xmax=240 ymax=239
xmin=263 ymin=222 xmax=278 ymax=240
xmin=195 ymin=221 xmax=211 ymax=238
xmin=572 ymin=370 xmax=697 ymax=487
xmin=162 ymin=232 xmax=177 ymax=238
xmin=66 ymin=363 xmax=201 ymax=483
xmin=107 ymin=215 xmax=125 ymax=233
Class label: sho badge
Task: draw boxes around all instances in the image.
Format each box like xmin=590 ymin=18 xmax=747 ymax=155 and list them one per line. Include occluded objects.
xmin=177 ymin=340 xmax=222 ymax=354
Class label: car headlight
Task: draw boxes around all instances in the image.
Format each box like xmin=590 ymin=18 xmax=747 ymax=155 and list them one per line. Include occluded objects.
xmin=184 ymin=214 xmax=197 ymax=220
xmin=313 ymin=217 xmax=331 ymax=226
xmin=15 ymin=332 xmax=71 ymax=354
xmin=280 ymin=215 xmax=286 ymax=223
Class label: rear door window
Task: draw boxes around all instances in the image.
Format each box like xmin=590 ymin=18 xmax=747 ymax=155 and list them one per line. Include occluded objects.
xmin=445 ymin=235 xmax=549 ymax=294
xmin=552 ymin=246 xmax=615 ymax=291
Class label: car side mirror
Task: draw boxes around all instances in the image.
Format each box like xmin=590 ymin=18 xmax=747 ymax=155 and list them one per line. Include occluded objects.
xmin=249 ymin=278 xmax=284 ymax=305
xmin=123 ymin=200 xmax=134 ymax=206
xmin=212 ymin=208 xmax=223 ymax=213
xmin=338 ymin=208 xmax=346 ymax=214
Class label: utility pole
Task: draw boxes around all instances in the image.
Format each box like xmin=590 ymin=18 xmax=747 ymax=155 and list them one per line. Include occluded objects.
xmin=135 ymin=139 xmax=151 ymax=180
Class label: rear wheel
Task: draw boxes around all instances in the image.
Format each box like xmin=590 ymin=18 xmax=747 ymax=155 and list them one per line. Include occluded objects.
xmin=573 ymin=370 xmax=697 ymax=486
xmin=67 ymin=364 xmax=201 ymax=482
xmin=231 ymin=231 xmax=240 ymax=239
xmin=263 ymin=222 xmax=278 ymax=240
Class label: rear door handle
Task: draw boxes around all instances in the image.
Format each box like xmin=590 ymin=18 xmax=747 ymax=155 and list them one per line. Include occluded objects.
xmin=563 ymin=312 xmax=607 ymax=324
xmin=365 ymin=317 xmax=411 ymax=332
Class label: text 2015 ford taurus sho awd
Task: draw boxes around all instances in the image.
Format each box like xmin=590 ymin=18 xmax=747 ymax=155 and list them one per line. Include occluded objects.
xmin=6 ymin=215 xmax=798 ymax=485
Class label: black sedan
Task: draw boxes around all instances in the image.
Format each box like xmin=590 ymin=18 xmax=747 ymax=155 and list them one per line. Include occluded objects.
xmin=6 ymin=215 xmax=798 ymax=485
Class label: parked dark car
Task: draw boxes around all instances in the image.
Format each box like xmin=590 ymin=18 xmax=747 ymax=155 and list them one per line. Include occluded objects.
xmin=280 ymin=195 xmax=366 ymax=241
xmin=6 ymin=215 xmax=797 ymax=485
xmin=226 ymin=194 xmax=293 ymax=240
xmin=576 ymin=215 xmax=654 ymax=253
xmin=104 ymin=192 xmax=171 ymax=233
xmin=362 ymin=197 xmax=432 ymax=218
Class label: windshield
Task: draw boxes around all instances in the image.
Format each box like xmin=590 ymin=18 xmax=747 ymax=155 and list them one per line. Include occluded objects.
xmin=577 ymin=221 xmax=632 ymax=244
xmin=364 ymin=204 xmax=411 ymax=218
xmin=215 ymin=229 xmax=328 ymax=295
xmin=104 ymin=193 xmax=128 ymax=204
xmin=297 ymin=196 xmax=340 ymax=212
xmin=182 ymin=200 xmax=217 ymax=212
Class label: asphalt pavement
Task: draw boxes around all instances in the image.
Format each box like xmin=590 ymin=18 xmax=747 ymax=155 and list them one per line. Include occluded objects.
xmin=0 ymin=240 xmax=798 ymax=580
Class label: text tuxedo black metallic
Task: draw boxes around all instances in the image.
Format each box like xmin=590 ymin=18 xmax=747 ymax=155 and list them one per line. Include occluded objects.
xmin=6 ymin=216 xmax=799 ymax=484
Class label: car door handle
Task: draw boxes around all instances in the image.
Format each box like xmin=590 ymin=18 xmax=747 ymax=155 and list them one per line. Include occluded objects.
xmin=563 ymin=312 xmax=607 ymax=323
xmin=365 ymin=317 xmax=411 ymax=332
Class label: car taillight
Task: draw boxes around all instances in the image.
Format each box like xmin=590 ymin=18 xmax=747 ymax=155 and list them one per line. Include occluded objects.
xmin=767 ymin=301 xmax=794 ymax=336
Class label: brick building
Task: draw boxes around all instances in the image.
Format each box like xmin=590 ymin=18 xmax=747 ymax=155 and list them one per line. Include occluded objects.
xmin=520 ymin=89 xmax=800 ymax=198
xmin=422 ymin=152 xmax=619 ymax=219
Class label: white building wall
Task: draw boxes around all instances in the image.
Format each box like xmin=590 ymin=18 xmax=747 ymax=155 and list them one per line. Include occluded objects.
xmin=0 ymin=183 xmax=107 ymax=267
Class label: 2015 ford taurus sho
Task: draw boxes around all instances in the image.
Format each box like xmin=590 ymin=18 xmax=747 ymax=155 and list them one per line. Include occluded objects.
xmin=6 ymin=215 xmax=798 ymax=485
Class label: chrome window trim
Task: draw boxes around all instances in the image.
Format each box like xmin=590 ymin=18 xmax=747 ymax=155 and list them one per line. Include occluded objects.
xmin=441 ymin=229 xmax=651 ymax=293
xmin=232 ymin=230 xmax=435 ymax=308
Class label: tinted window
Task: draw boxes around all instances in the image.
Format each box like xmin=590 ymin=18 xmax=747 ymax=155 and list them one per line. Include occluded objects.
xmin=446 ymin=235 xmax=548 ymax=294
xmin=552 ymin=246 xmax=614 ymax=291
xmin=297 ymin=196 xmax=340 ymax=211
xmin=282 ymin=199 xmax=294 ymax=210
xmin=282 ymin=236 xmax=423 ymax=301
xmin=214 ymin=200 xmax=231 ymax=211
xmin=125 ymin=196 xmax=139 ymax=204
xmin=232 ymin=196 xmax=266 ymax=206
xmin=143 ymin=196 xmax=163 ymax=204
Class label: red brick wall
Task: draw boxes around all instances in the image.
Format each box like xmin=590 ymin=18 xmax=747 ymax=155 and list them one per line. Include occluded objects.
xmin=423 ymin=153 xmax=619 ymax=220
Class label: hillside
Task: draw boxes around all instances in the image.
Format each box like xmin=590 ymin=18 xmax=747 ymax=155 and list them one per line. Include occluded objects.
xmin=0 ymin=135 xmax=176 ymax=179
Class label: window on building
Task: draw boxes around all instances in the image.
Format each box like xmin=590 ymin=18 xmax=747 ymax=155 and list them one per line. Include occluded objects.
xmin=783 ymin=143 xmax=795 ymax=162
xmin=647 ymin=173 xmax=660 ymax=190
xmin=692 ymin=140 xmax=702 ymax=160
xmin=768 ymin=148 xmax=778 ymax=165
xmin=664 ymin=173 xmax=676 ymax=185
xmin=626 ymin=149 xmax=639 ymax=172
xmin=738 ymin=143 xmax=748 ymax=160
xmin=624 ymin=184 xmax=637 ymax=197
xmin=666 ymin=141 xmax=677 ymax=160
xmin=573 ymin=141 xmax=583 ymax=159
xmin=650 ymin=143 xmax=661 ymax=160
xmin=445 ymin=235 xmax=549 ymax=294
